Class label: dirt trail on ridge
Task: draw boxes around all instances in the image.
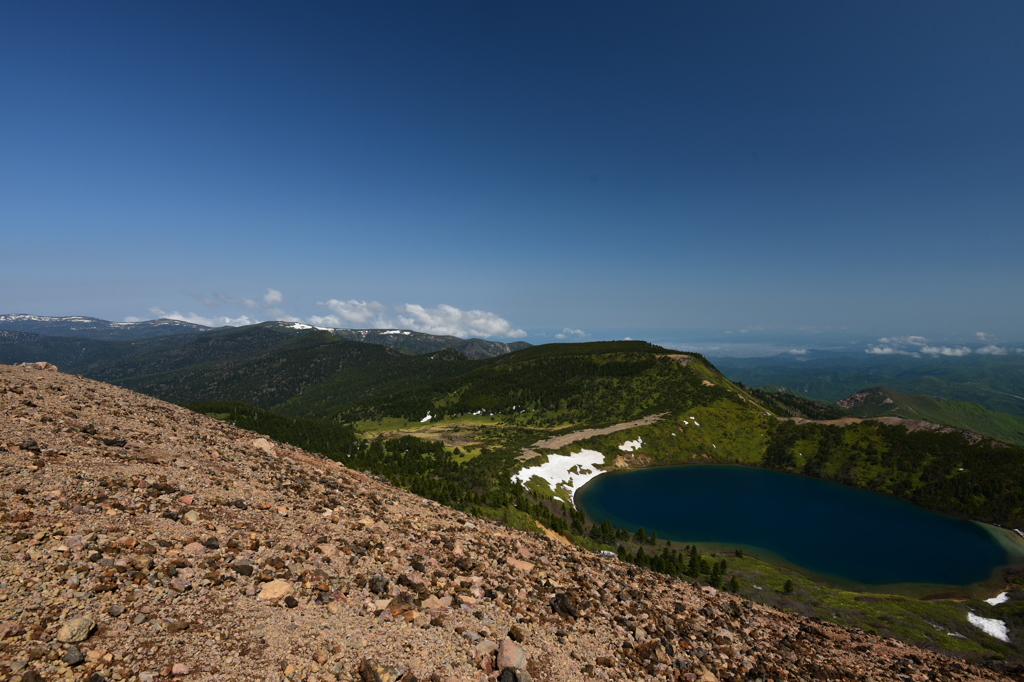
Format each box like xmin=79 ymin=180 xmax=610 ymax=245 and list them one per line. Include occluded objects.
xmin=517 ymin=412 xmax=667 ymax=461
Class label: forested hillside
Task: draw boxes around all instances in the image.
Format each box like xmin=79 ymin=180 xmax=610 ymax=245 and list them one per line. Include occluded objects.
xmin=328 ymin=342 xmax=741 ymax=425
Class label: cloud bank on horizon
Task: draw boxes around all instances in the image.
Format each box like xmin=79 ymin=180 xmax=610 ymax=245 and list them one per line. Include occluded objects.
xmin=865 ymin=334 xmax=1019 ymax=358
xmin=131 ymin=289 xmax=529 ymax=339
xmin=312 ymin=300 xmax=527 ymax=339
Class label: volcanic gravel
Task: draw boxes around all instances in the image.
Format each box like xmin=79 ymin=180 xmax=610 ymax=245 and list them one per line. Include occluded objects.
xmin=0 ymin=362 xmax=1014 ymax=682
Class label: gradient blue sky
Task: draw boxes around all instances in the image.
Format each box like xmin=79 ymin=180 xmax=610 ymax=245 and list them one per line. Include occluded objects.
xmin=3 ymin=2 xmax=1022 ymax=352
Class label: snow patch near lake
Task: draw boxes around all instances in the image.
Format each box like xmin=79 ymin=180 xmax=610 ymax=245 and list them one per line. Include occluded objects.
xmin=967 ymin=612 xmax=1010 ymax=642
xmin=986 ymin=592 xmax=1010 ymax=606
xmin=619 ymin=437 xmax=643 ymax=452
xmin=512 ymin=449 xmax=607 ymax=507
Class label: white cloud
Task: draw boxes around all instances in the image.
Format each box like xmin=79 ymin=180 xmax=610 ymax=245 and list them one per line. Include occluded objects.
xmin=977 ymin=345 xmax=1009 ymax=355
xmin=236 ymin=288 xmax=300 ymax=322
xmin=555 ymin=328 xmax=588 ymax=340
xmin=878 ymin=336 xmax=928 ymax=347
xmin=976 ymin=332 xmax=990 ymax=341
xmin=148 ymin=308 xmax=256 ymax=327
xmin=316 ymin=299 xmax=388 ymax=326
xmin=396 ymin=304 xmax=526 ymax=338
xmin=920 ymin=345 xmax=972 ymax=357
xmin=866 ymin=335 xmax=973 ymax=357
xmin=312 ymin=300 xmax=525 ymax=338
xmin=123 ymin=316 xmax=142 ymax=323
xmin=788 ymin=349 xmax=808 ymax=355
xmin=865 ymin=346 xmax=915 ymax=356
xmin=138 ymin=293 xmax=525 ymax=340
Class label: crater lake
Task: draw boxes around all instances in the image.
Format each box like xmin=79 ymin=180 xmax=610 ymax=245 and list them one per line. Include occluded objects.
xmin=576 ymin=465 xmax=1024 ymax=592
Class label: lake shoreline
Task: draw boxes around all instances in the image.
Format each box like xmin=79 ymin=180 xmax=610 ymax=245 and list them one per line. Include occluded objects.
xmin=576 ymin=463 xmax=1024 ymax=598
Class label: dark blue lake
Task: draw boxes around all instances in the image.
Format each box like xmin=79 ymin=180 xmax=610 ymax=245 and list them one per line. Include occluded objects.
xmin=576 ymin=465 xmax=1021 ymax=589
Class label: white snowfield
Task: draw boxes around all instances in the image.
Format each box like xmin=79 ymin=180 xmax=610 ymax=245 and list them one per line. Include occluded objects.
xmin=420 ymin=413 xmax=433 ymax=423
xmin=512 ymin=449 xmax=607 ymax=507
xmin=967 ymin=612 xmax=1010 ymax=642
xmin=381 ymin=330 xmax=412 ymax=335
xmin=618 ymin=437 xmax=643 ymax=452
xmin=986 ymin=592 xmax=1010 ymax=606
xmin=285 ymin=322 xmax=333 ymax=331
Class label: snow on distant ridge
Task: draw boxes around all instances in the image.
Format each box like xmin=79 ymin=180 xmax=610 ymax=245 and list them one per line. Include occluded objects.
xmin=0 ymin=314 xmax=206 ymax=327
xmin=0 ymin=314 xmax=98 ymax=322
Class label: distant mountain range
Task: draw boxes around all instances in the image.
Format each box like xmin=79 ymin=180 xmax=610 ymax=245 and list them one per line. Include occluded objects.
xmin=0 ymin=314 xmax=529 ymax=359
xmin=716 ymin=352 xmax=1024 ymax=418
xmin=0 ymin=314 xmax=207 ymax=339
xmin=0 ymin=315 xmax=532 ymax=419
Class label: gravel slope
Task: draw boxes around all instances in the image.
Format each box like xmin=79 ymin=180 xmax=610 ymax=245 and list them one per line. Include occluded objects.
xmin=0 ymin=362 xmax=1014 ymax=682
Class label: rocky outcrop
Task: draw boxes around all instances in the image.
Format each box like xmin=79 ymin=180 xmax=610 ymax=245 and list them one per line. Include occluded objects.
xmin=837 ymin=387 xmax=890 ymax=409
xmin=0 ymin=363 xmax=1012 ymax=681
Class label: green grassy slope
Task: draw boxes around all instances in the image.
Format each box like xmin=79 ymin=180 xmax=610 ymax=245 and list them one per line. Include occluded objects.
xmin=840 ymin=387 xmax=1024 ymax=447
xmin=744 ymin=385 xmax=846 ymax=420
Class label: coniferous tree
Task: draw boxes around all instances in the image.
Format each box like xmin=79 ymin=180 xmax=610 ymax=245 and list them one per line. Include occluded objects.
xmin=687 ymin=547 xmax=700 ymax=577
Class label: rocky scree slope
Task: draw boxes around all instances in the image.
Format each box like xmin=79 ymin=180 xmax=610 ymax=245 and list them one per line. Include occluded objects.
xmin=0 ymin=363 xmax=1014 ymax=682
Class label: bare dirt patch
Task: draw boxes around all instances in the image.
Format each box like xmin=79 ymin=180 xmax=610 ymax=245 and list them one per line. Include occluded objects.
xmin=517 ymin=413 xmax=668 ymax=461
xmin=534 ymin=520 xmax=571 ymax=545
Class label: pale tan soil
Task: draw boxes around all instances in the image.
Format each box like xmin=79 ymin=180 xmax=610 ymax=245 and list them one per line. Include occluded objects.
xmin=778 ymin=414 xmax=982 ymax=437
xmin=375 ymin=424 xmax=486 ymax=451
xmin=517 ymin=414 xmax=668 ymax=462
xmin=532 ymin=522 xmax=570 ymax=547
xmin=0 ymin=363 xmax=1012 ymax=682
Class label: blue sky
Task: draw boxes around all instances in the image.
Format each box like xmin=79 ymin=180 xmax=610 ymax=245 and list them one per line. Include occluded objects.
xmin=2 ymin=2 xmax=1022 ymax=352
